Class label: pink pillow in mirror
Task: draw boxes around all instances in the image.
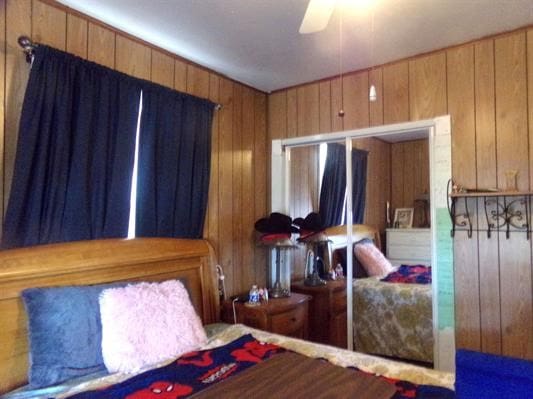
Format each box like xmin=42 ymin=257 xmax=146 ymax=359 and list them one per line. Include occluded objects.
xmin=354 ymin=241 xmax=394 ymax=277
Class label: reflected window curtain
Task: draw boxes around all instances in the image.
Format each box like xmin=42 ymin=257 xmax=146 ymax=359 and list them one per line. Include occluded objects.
xmin=350 ymin=148 xmax=369 ymax=224
xmin=2 ymin=46 xmax=140 ymax=249
xmin=318 ymin=143 xmax=346 ymax=227
xmin=135 ymin=85 xmax=214 ymax=238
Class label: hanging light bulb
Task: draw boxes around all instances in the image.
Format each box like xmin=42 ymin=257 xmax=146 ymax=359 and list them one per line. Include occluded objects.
xmin=368 ymin=9 xmax=377 ymax=103
xmin=369 ymin=84 xmax=377 ymax=102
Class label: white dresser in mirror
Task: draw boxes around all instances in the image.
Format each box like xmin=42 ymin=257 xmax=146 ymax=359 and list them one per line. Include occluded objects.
xmin=386 ymin=228 xmax=431 ymax=266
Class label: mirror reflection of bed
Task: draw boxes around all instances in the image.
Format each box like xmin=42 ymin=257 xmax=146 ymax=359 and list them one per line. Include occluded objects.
xmin=286 ymin=131 xmax=433 ymax=367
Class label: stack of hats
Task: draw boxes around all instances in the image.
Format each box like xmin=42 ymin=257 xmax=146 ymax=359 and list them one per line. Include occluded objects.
xmin=254 ymin=213 xmax=298 ymax=247
xmin=293 ymin=212 xmax=330 ymax=243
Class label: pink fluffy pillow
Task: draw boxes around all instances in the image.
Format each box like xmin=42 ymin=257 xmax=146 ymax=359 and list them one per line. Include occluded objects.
xmin=99 ymin=280 xmax=207 ymax=373
xmin=354 ymin=241 xmax=394 ymax=277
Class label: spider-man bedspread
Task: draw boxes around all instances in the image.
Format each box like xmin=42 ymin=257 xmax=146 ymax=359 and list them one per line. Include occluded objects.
xmin=68 ymin=334 xmax=453 ymax=399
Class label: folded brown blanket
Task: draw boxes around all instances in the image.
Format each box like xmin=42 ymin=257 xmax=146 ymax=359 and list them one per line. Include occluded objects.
xmin=191 ymin=351 xmax=397 ymax=398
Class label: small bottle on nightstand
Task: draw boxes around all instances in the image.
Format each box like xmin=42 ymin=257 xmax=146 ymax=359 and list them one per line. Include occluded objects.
xmin=247 ymin=285 xmax=260 ymax=306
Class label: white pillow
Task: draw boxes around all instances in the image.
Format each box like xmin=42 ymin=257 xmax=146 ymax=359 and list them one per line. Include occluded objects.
xmin=99 ymin=280 xmax=207 ymax=373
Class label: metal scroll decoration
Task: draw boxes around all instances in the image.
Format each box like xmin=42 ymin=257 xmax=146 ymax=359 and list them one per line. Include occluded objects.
xmin=447 ymin=179 xmax=473 ymax=238
xmin=448 ymin=178 xmax=531 ymax=240
xmin=484 ymin=197 xmax=530 ymax=239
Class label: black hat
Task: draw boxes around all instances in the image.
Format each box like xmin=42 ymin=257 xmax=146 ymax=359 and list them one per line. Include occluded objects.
xmin=293 ymin=212 xmax=328 ymax=242
xmin=254 ymin=212 xmax=299 ymax=234
xmin=254 ymin=213 xmax=298 ymax=246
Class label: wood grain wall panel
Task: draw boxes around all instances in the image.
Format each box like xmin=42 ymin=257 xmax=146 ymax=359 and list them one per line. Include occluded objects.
xmin=267 ymin=91 xmax=287 ymax=140
xmin=296 ymin=83 xmax=319 ymax=214
xmin=446 ymin=43 xmax=481 ymax=354
xmin=494 ymin=35 xmax=530 ymax=357
xmin=447 ymin=45 xmax=476 ymax=188
xmin=206 ymin=74 xmax=220 ymax=255
xmin=369 ymin=68 xmax=383 ymax=126
xmin=319 ymin=81 xmax=331 ymax=133
xmin=297 ymin=83 xmax=319 ymax=137
xmin=287 ymin=89 xmax=297 ymax=138
xmin=495 ymin=32 xmax=528 ymax=191
xmin=343 ymin=72 xmax=369 ymax=130
xmin=4 ymin=0 xmax=31 ymax=219
xmin=66 ymin=13 xmax=87 ymax=58
xmin=150 ymin=50 xmax=174 ymax=88
xmin=241 ymin=87 xmax=255 ymax=290
xmin=286 ymin=88 xmax=298 ymax=278
xmin=475 ymin=40 xmax=496 ymax=189
xmin=331 ymin=77 xmax=344 ymax=131
xmin=409 ymin=53 xmax=447 ymax=120
xmin=383 ymin=61 xmax=409 ymax=124
xmin=499 ymin=231 xmax=533 ymax=359
xmin=354 ymin=138 xmax=390 ymax=232
xmin=254 ymin=92 xmax=268 ymax=287
xmin=218 ymin=78 xmax=234 ymax=292
xmin=529 ymin=29 xmax=533 ymax=190
xmin=474 ymin=39 xmax=501 ymax=355
xmin=115 ymin=36 xmax=151 ymax=80
xmin=454 ymin=226 xmax=481 ymax=351
xmin=174 ymin=59 xmax=187 ymax=92
xmin=186 ymin=64 xmax=209 ymax=99
xmin=87 ymin=23 xmax=115 ymax=68
xmin=390 ymin=139 xmax=429 ymax=221
xmin=32 ymin=1 xmax=66 ymax=49
xmin=403 ymin=142 xmax=415 ymax=208
xmin=232 ymin=84 xmax=243 ymax=293
xmin=390 ymin=143 xmax=404 ymax=214
xmin=0 ymin=0 xmax=5 ymax=238
xmin=477 ymin=199 xmax=501 ymax=355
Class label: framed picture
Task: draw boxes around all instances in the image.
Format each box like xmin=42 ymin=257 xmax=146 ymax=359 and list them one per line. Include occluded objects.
xmin=393 ymin=208 xmax=414 ymax=229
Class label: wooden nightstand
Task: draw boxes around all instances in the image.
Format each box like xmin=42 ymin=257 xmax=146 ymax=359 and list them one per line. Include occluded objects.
xmin=291 ymin=279 xmax=347 ymax=348
xmin=221 ymin=293 xmax=311 ymax=339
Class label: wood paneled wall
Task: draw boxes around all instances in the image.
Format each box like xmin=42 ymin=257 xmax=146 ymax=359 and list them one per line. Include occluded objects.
xmin=391 ymin=139 xmax=430 ymax=227
xmin=0 ymin=0 xmax=268 ymax=296
xmin=269 ymin=29 xmax=533 ymax=360
xmin=268 ymin=83 xmax=391 ymax=278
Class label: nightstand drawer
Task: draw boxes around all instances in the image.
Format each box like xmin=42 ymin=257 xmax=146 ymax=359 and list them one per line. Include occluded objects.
xmin=270 ymin=305 xmax=306 ymax=335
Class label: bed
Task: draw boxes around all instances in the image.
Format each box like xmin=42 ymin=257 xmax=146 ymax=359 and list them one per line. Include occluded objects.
xmin=0 ymin=237 xmax=452 ymax=398
xmin=325 ymin=224 xmax=433 ymax=364
xmin=353 ymin=275 xmax=433 ymax=364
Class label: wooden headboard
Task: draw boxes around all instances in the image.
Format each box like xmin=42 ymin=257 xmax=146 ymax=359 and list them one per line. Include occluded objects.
xmin=325 ymin=224 xmax=381 ymax=251
xmin=0 ymin=238 xmax=219 ymax=394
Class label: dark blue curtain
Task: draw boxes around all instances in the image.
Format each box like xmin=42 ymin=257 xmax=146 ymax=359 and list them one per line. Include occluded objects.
xmin=135 ymin=85 xmax=214 ymax=238
xmin=2 ymin=46 xmax=140 ymax=249
xmin=351 ymin=148 xmax=368 ymax=224
xmin=319 ymin=143 xmax=346 ymax=227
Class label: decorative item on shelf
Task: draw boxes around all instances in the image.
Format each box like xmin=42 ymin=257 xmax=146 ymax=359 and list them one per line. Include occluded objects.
xmin=414 ymin=192 xmax=430 ymax=228
xmin=254 ymin=213 xmax=298 ymax=298
xmin=293 ymin=212 xmax=330 ymax=286
xmin=393 ymin=208 xmax=414 ymax=229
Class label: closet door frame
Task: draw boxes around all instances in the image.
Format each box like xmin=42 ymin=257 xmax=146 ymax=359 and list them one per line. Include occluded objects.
xmin=271 ymin=115 xmax=454 ymax=371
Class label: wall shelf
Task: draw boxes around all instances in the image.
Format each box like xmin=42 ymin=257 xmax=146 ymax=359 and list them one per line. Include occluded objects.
xmin=447 ymin=187 xmax=532 ymax=239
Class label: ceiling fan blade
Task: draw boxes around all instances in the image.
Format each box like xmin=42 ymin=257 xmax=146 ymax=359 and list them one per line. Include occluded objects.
xmin=299 ymin=0 xmax=336 ymax=34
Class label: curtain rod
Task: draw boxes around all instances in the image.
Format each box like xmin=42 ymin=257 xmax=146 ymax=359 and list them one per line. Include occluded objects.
xmin=18 ymin=35 xmax=36 ymax=63
xmin=17 ymin=35 xmax=222 ymax=111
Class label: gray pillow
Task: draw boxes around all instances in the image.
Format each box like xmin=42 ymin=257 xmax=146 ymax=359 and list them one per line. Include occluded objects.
xmin=21 ymin=282 xmax=124 ymax=388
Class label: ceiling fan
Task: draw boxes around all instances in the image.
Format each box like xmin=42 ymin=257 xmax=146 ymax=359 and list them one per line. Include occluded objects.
xmin=299 ymin=0 xmax=337 ymax=34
